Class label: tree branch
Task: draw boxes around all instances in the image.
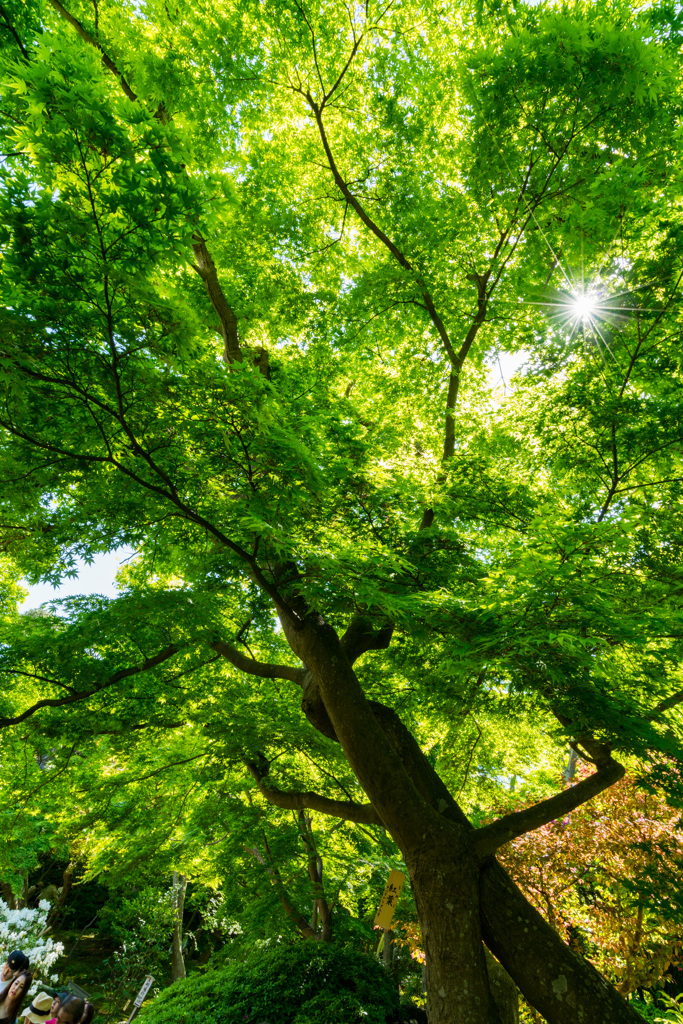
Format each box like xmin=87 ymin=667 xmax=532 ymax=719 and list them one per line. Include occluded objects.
xmin=307 ymin=96 xmax=459 ymax=368
xmin=47 ymin=0 xmax=137 ymax=102
xmin=474 ymin=758 xmax=625 ymax=858
xmin=0 ymin=644 xmax=182 ymax=729
xmin=191 ymin=235 xmax=241 ymax=363
xmin=648 ymin=689 xmax=683 ymax=718
xmin=246 ymin=838 xmax=316 ymax=939
xmin=0 ymin=408 xmax=302 ymax=628
xmin=210 ymin=640 xmax=304 ymax=684
xmin=0 ymin=2 xmax=29 ymax=59
xmin=49 ymin=2 xmax=245 ymax=381
xmin=114 ymin=752 xmax=207 ymax=786
xmin=244 ymin=760 xmax=382 ymax=825
xmin=339 ymin=614 xmax=393 ymax=665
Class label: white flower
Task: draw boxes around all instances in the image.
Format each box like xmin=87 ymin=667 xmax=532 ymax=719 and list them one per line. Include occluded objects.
xmin=0 ymin=901 xmax=63 ymax=979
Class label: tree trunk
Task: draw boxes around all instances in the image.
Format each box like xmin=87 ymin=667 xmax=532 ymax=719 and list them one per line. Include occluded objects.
xmin=484 ymin=949 xmax=519 ymax=1024
xmin=171 ymin=871 xmax=187 ymax=983
xmin=479 ymin=858 xmax=645 ymax=1024
xmin=293 ymin=619 xmax=502 ymax=1023
xmin=409 ymin=836 xmax=502 ymax=1024
xmin=1 ymin=882 xmax=16 ymax=909
xmin=2 ymin=875 xmax=28 ymax=909
xmin=298 ymin=811 xmax=333 ymax=942
xmin=287 ymin=617 xmax=646 ymax=1024
xmin=48 ymin=862 xmax=75 ymax=927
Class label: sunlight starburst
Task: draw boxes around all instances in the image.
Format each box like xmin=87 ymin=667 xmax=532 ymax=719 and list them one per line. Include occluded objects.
xmin=570 ymin=292 xmax=600 ymax=322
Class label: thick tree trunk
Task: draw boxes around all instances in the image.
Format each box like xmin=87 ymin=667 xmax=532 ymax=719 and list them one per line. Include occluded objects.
xmin=409 ymin=837 xmax=502 ymax=1024
xmin=293 ymin=620 xmax=503 ymax=1023
xmin=288 ymin=617 xmax=645 ymax=1024
xmin=479 ymin=858 xmax=645 ymax=1024
xmin=171 ymin=871 xmax=187 ymax=983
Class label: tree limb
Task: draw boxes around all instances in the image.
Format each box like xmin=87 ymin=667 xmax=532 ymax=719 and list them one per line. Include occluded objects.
xmin=47 ymin=0 xmax=137 ymax=102
xmin=49 ymin=2 xmax=245 ymax=379
xmin=0 ymin=409 xmax=302 ymax=628
xmin=0 ymin=2 xmax=29 ymax=59
xmin=307 ymin=96 xmax=460 ymax=368
xmin=648 ymin=689 xmax=683 ymax=718
xmin=210 ymin=640 xmax=304 ymax=684
xmin=191 ymin=235 xmax=241 ymax=363
xmin=114 ymin=752 xmax=207 ymax=786
xmin=339 ymin=614 xmax=393 ymax=664
xmin=0 ymin=644 xmax=182 ymax=729
xmin=244 ymin=759 xmax=382 ymax=825
xmin=474 ymin=758 xmax=625 ymax=858
xmin=246 ymin=838 xmax=317 ymax=939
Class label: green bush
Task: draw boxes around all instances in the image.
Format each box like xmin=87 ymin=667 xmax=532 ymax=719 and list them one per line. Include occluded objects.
xmin=137 ymin=942 xmax=401 ymax=1024
xmin=628 ymin=995 xmax=683 ymax=1023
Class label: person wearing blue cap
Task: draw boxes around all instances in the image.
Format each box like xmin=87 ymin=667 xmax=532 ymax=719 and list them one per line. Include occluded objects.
xmin=44 ymin=995 xmax=68 ymax=1024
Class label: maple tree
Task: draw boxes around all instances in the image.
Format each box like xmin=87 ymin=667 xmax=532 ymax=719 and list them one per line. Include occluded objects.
xmin=2 ymin=1 xmax=683 ymax=1022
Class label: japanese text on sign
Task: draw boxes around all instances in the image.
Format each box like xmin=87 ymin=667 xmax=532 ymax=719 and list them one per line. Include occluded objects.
xmin=374 ymin=870 xmax=406 ymax=930
xmin=134 ymin=976 xmax=155 ymax=1008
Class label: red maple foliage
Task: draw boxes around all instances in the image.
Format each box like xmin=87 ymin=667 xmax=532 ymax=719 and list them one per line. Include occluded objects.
xmin=397 ymin=770 xmax=683 ymax=997
xmin=497 ymin=769 xmax=683 ymax=995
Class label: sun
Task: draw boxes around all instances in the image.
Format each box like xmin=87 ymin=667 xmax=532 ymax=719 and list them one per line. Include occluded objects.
xmin=570 ymin=292 xmax=599 ymax=321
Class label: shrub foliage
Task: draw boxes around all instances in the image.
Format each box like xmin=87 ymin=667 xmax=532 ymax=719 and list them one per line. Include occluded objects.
xmin=137 ymin=942 xmax=401 ymax=1024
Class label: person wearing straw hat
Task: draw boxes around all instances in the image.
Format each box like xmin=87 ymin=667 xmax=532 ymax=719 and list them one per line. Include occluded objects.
xmin=20 ymin=993 xmax=52 ymax=1024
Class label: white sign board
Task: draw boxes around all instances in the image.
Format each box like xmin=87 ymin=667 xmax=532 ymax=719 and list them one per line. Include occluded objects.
xmin=133 ymin=976 xmax=155 ymax=1008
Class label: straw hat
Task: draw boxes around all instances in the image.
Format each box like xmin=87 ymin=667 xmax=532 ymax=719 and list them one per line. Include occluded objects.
xmin=21 ymin=992 xmax=53 ymax=1023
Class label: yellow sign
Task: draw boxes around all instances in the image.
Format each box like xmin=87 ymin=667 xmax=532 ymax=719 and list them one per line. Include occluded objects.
xmin=374 ymin=869 xmax=406 ymax=930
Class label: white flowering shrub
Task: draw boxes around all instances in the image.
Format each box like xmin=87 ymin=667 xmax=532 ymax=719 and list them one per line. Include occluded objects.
xmin=0 ymin=899 xmax=63 ymax=990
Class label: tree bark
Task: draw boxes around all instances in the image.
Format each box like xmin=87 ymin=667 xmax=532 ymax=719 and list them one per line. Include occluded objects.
xmin=1 ymin=882 xmax=16 ymax=909
xmin=484 ymin=949 xmax=519 ymax=1024
xmin=293 ymin=618 xmax=502 ymax=1024
xmin=409 ymin=835 xmax=502 ymax=1024
xmin=298 ymin=811 xmax=334 ymax=942
xmin=171 ymin=871 xmax=187 ymax=983
xmin=284 ymin=615 xmax=645 ymax=1024
xmin=48 ymin=862 xmax=75 ymax=927
xmin=479 ymin=858 xmax=645 ymax=1024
